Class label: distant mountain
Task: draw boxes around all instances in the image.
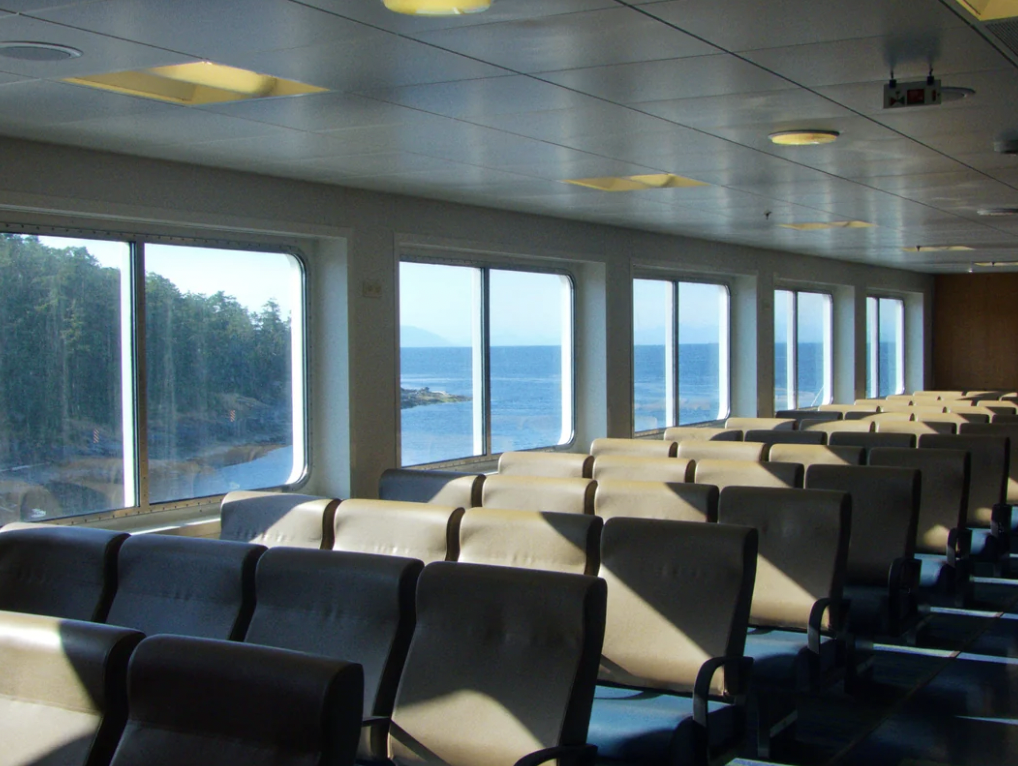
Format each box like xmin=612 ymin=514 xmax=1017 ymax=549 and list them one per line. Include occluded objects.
xmin=401 ymin=326 xmax=453 ymax=347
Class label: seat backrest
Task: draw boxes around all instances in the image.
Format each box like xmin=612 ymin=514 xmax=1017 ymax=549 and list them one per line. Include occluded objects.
xmin=594 ymin=480 xmax=718 ymax=523
xmin=332 ymin=499 xmax=463 ymax=564
xmin=109 ymin=635 xmax=363 ymax=766
xmin=853 ymin=398 xmax=888 ymax=409
xmin=975 ymin=401 xmax=1018 ymax=415
xmin=941 ymin=408 xmax=994 ymax=423
xmin=868 ymin=448 xmax=970 ymax=554
xmin=718 ymin=487 xmax=850 ymax=631
xmin=0 ymin=609 xmax=143 ymax=766
xmin=480 ymin=475 xmax=596 ymax=515
xmin=388 ymin=562 xmax=606 ymax=766
xmin=693 ymin=459 xmax=804 ymax=490
xmin=800 ymin=419 xmax=874 ymax=434
xmin=598 ymin=518 xmax=757 ymax=697
xmin=767 ymin=444 xmax=864 ymax=468
xmin=875 ymin=420 xmax=957 ymax=436
xmin=105 ymin=535 xmax=264 ymax=640
xmin=959 ymin=422 xmax=1018 ymax=504
xmin=591 ymin=454 xmax=695 ymax=483
xmin=589 ymin=437 xmax=677 ymax=458
xmin=745 ymin=429 xmax=826 ymax=445
xmin=725 ymin=417 xmax=795 ymax=431
xmin=819 ymin=404 xmax=878 ymax=415
xmin=458 ymin=509 xmax=602 ymax=576
xmin=662 ymin=426 xmax=742 ymax=442
xmin=850 ymin=411 xmax=912 ymax=422
xmin=917 ymin=434 xmax=1010 ymax=528
xmin=497 ymin=451 xmax=593 ymax=479
xmin=0 ymin=525 xmax=127 ymax=622
xmin=676 ymin=440 xmax=768 ymax=462
xmin=219 ymin=491 xmax=340 ymax=549
xmin=379 ymin=468 xmax=484 ymax=508
xmin=776 ymin=409 xmax=841 ymax=422
xmin=245 ymin=549 xmax=421 ymax=719
xmin=805 ymin=465 xmax=920 ymax=585
xmin=828 ymin=431 xmax=917 ymax=450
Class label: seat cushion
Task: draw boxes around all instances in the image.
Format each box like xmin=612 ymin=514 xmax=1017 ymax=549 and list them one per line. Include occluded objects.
xmin=588 ymin=685 xmax=740 ymax=765
xmin=742 ymin=629 xmax=840 ymax=692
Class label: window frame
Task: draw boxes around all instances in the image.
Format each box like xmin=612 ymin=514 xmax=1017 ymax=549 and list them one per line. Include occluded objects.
xmin=397 ymin=253 xmax=577 ymax=468
xmin=774 ymin=287 xmax=835 ymax=410
xmin=632 ymin=275 xmax=732 ymax=435
xmin=866 ymin=294 xmax=906 ymax=398
xmin=0 ymin=225 xmax=310 ymax=523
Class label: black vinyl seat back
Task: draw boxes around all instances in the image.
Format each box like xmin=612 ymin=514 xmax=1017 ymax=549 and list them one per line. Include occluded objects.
xmin=219 ymin=491 xmax=340 ymax=549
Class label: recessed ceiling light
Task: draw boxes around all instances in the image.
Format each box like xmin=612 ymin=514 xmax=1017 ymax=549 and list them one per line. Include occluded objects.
xmin=64 ymin=62 xmax=327 ymax=105
xmin=382 ymin=0 xmax=490 ymax=14
xmin=0 ymin=41 xmax=81 ymax=61
xmin=978 ymin=207 xmax=1018 ymax=216
xmin=563 ymin=174 xmax=708 ymax=192
xmin=768 ymin=130 xmax=840 ymax=146
xmin=942 ymin=86 xmax=976 ymax=102
xmin=779 ymin=221 xmax=874 ymax=231
xmin=902 ymin=245 xmax=974 ymax=252
xmin=953 ymin=0 xmax=1018 ymax=20
xmin=975 ymin=260 xmax=1018 ymax=267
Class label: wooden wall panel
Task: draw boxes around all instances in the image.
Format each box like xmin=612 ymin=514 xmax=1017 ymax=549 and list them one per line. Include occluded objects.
xmin=933 ymin=274 xmax=1018 ymax=390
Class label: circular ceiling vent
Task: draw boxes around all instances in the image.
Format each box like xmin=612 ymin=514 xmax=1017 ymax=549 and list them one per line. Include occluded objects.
xmin=978 ymin=207 xmax=1018 ymax=216
xmin=0 ymin=42 xmax=82 ymax=61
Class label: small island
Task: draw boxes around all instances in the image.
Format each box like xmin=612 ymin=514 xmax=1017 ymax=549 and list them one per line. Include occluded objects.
xmin=401 ymin=386 xmax=471 ymax=409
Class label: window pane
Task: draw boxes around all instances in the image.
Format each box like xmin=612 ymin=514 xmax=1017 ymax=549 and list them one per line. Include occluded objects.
xmin=633 ymin=279 xmax=673 ymax=432
xmin=678 ymin=282 xmax=728 ymax=424
xmin=879 ymin=298 xmax=905 ymax=396
xmin=866 ymin=297 xmax=878 ymax=398
xmin=490 ymin=269 xmax=572 ymax=452
xmin=796 ymin=291 xmax=832 ymax=407
xmin=399 ymin=262 xmax=481 ymax=466
xmin=145 ymin=244 xmax=302 ymax=502
xmin=0 ymin=234 xmax=128 ymax=523
xmin=774 ymin=290 xmax=794 ymax=412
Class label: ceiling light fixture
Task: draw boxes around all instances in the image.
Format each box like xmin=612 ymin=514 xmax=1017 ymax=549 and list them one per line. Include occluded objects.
xmin=903 ymin=245 xmax=974 ymax=252
xmin=768 ymin=130 xmax=840 ymax=146
xmin=953 ymin=0 xmax=1018 ymax=20
xmin=780 ymin=221 xmax=874 ymax=231
xmin=941 ymin=86 xmax=976 ymax=102
xmin=563 ymin=173 xmax=708 ymax=192
xmin=0 ymin=41 xmax=81 ymax=61
xmin=382 ymin=0 xmax=490 ymax=14
xmin=975 ymin=260 xmax=1018 ymax=267
xmin=978 ymin=207 xmax=1018 ymax=216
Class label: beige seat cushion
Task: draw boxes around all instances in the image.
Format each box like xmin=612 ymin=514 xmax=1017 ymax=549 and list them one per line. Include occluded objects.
xmin=458 ymin=509 xmax=602 ymax=575
xmin=725 ymin=417 xmax=795 ymax=431
xmin=767 ymin=444 xmax=863 ymax=468
xmin=828 ymin=431 xmax=917 ymax=450
xmin=677 ymin=440 xmax=767 ymax=462
xmin=220 ymin=491 xmax=339 ymax=549
xmin=591 ymin=455 xmax=694 ymax=483
xmin=800 ymin=419 xmax=874 ymax=434
xmin=662 ymin=427 xmax=742 ymax=442
xmin=959 ymin=422 xmax=1018 ymax=505
xmin=497 ymin=451 xmax=593 ymax=479
xmin=589 ymin=437 xmax=677 ymax=458
xmin=876 ymin=420 xmax=957 ymax=436
xmin=594 ymin=480 xmax=718 ymax=523
xmin=333 ymin=499 xmax=463 ymax=564
xmin=481 ymin=475 xmax=596 ymax=515
xmin=819 ymin=404 xmax=878 ymax=415
xmin=917 ymin=434 xmax=1009 ymax=528
xmin=694 ymin=459 xmax=803 ymax=490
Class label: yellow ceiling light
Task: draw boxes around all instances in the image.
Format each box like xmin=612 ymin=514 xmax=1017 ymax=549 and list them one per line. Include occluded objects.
xmin=64 ymin=62 xmax=327 ymax=105
xmin=953 ymin=0 xmax=1018 ymax=20
xmin=383 ymin=0 xmax=490 ymax=14
xmin=903 ymin=245 xmax=974 ymax=252
xmin=768 ymin=130 xmax=840 ymax=146
xmin=779 ymin=221 xmax=874 ymax=231
xmin=975 ymin=260 xmax=1018 ymax=267
xmin=563 ymin=174 xmax=708 ymax=192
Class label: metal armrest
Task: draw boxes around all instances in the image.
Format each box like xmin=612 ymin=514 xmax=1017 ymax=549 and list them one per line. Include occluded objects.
xmin=946 ymin=527 xmax=972 ymax=566
xmin=807 ymin=597 xmax=833 ymax=654
xmin=692 ymin=655 xmax=753 ymax=727
xmin=514 ymin=744 xmax=597 ymax=766
xmin=992 ymin=505 xmax=1013 ymax=553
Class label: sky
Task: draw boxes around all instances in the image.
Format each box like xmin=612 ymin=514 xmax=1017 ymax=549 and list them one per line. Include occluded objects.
xmin=40 ymin=236 xmax=299 ymax=315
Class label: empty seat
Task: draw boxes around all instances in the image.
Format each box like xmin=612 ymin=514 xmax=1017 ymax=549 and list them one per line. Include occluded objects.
xmin=853 ymin=398 xmax=887 ymax=409
xmin=914 ymin=390 xmax=964 ymax=399
xmin=589 ymin=518 xmax=757 ymax=766
xmin=767 ymin=444 xmax=864 ymax=468
xmin=219 ymin=490 xmax=340 ymax=549
xmin=0 ymin=525 xmax=127 ymax=622
xmin=726 ymin=417 xmax=795 ymax=431
xmin=590 ymin=437 xmax=677 ymax=458
xmin=497 ymin=450 xmax=593 ymax=478
xmin=805 ymin=465 xmax=921 ymax=639
xmin=959 ymin=422 xmax=1018 ymax=505
xmin=594 ymin=479 xmax=718 ymax=522
xmin=876 ymin=420 xmax=958 ymax=436
xmin=829 ymin=431 xmax=917 ymax=450
xmin=243 ymin=548 xmax=422 ymax=760
xmin=819 ymin=404 xmax=878 ymax=416
xmin=105 ymin=535 xmax=264 ymax=640
xmin=458 ymin=508 xmax=602 ymax=575
xmin=332 ymin=499 xmax=463 ymax=564
xmin=974 ymin=401 xmax=1018 ymax=415
xmin=800 ymin=419 xmax=874 ymax=434
xmin=386 ymin=562 xmax=606 ymax=766
xmin=847 ymin=411 xmax=912 ymax=422
xmin=108 ymin=635 xmax=363 ymax=766
xmin=378 ymin=468 xmax=484 ymax=508
xmin=694 ymin=459 xmax=804 ymax=490
xmin=0 ymin=609 xmax=143 ymax=766
xmin=745 ymin=429 xmax=826 ymax=446
xmin=677 ymin=440 xmax=768 ymax=462
xmin=480 ymin=475 xmax=596 ymax=515
xmin=776 ymin=409 xmax=841 ymax=422
xmin=663 ymin=426 xmax=742 ymax=442
xmin=940 ymin=407 xmax=994 ymax=423
xmin=592 ymin=454 xmax=695 ymax=483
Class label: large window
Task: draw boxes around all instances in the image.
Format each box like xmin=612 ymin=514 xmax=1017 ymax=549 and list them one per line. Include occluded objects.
xmin=774 ymin=289 xmax=833 ymax=411
xmin=399 ymin=261 xmax=573 ymax=466
xmin=0 ymin=233 xmax=305 ymax=524
xmin=867 ymin=297 xmax=905 ymax=398
xmin=633 ymin=279 xmax=730 ymax=432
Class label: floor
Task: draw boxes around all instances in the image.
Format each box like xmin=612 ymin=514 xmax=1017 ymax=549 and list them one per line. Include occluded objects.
xmin=735 ymin=575 xmax=1018 ymax=766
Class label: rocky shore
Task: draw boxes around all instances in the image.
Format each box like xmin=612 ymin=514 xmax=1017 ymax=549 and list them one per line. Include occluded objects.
xmin=400 ymin=387 xmax=470 ymax=409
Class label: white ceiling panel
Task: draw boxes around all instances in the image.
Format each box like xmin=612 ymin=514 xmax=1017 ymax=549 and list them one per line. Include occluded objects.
xmin=0 ymin=79 xmax=173 ymax=126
